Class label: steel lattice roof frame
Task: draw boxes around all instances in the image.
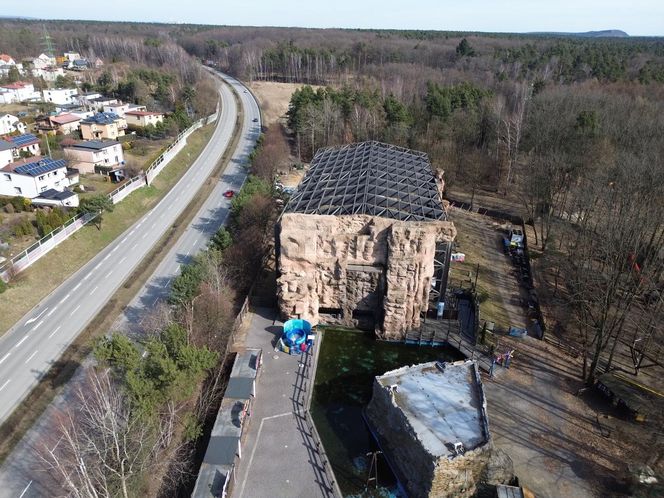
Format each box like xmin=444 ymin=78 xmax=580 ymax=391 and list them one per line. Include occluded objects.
xmin=286 ymin=141 xmax=446 ymax=222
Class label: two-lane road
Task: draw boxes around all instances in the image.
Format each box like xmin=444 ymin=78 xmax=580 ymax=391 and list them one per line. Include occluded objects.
xmin=0 ymin=71 xmax=258 ymax=426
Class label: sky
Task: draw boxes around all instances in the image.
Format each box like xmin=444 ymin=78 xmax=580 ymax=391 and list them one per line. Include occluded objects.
xmin=11 ymin=0 xmax=664 ymax=36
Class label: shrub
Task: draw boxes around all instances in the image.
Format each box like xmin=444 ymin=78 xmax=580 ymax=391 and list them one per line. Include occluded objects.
xmin=0 ymin=278 xmax=6 ymax=294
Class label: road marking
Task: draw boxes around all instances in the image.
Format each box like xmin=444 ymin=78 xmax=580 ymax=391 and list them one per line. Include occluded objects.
xmin=30 ymin=320 xmax=44 ymax=332
xmin=48 ymin=325 xmax=61 ymax=339
xmin=129 ymin=229 xmax=136 ymax=236
xmin=59 ymin=293 xmax=71 ymax=305
xmin=121 ymin=236 xmax=128 ymax=243
xmin=90 ymin=286 xmax=98 ymax=295
xmin=25 ymin=351 xmax=38 ymax=363
xmin=103 ymin=254 xmax=111 ymax=262
xmin=46 ymin=307 xmax=58 ymax=317
xmin=239 ymin=413 xmax=292 ymax=498
xmin=93 ymin=262 xmax=102 ymax=271
xmin=193 ymin=238 xmax=199 ymax=247
xmin=83 ymin=272 xmax=92 ymax=281
xmin=105 ymin=271 xmax=113 ymax=279
xmin=142 ymin=232 xmax=148 ymax=239
xmin=131 ymin=243 xmax=138 ymax=250
xmin=69 ymin=305 xmax=81 ymax=317
xmin=15 ymin=335 xmax=29 ymax=348
xmin=25 ymin=308 xmax=48 ymax=325
xmin=18 ymin=480 xmax=32 ymax=498
xmin=0 ymin=379 xmax=10 ymax=392
xmin=0 ymin=353 xmax=10 ymax=365
xmin=73 ymin=282 xmax=82 ymax=291
xmin=119 ymin=256 xmax=127 ymax=264
xmin=185 ymin=250 xmax=190 ymax=257
xmin=111 ymin=245 xmax=119 ymax=253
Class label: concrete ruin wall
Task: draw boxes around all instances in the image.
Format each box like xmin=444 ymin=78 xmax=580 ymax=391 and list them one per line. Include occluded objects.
xmin=365 ymin=378 xmax=492 ymax=498
xmin=277 ymin=213 xmax=456 ymax=340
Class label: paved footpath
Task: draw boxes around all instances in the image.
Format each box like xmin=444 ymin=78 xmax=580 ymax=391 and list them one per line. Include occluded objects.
xmin=232 ymin=308 xmax=337 ymax=498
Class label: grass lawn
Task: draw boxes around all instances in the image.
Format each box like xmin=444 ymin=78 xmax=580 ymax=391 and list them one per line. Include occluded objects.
xmin=449 ymin=207 xmax=529 ymax=330
xmin=0 ymin=124 xmax=215 ymax=335
xmin=77 ymin=173 xmax=120 ymax=200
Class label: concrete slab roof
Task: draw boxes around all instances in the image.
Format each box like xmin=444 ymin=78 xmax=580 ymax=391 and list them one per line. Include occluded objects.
xmin=376 ymin=359 xmax=489 ymax=457
xmin=230 ymin=348 xmax=261 ymax=380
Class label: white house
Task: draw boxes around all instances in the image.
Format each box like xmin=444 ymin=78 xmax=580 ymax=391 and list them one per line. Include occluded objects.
xmin=32 ymin=53 xmax=56 ymax=70
xmin=32 ymin=66 xmax=64 ymax=82
xmin=0 ymin=114 xmax=27 ymax=135
xmin=0 ymin=54 xmax=16 ymax=65
xmin=0 ymin=140 xmax=13 ymax=168
xmin=5 ymin=134 xmax=41 ymax=159
xmin=63 ymin=140 xmax=125 ymax=175
xmin=43 ymin=88 xmax=78 ymax=105
xmin=0 ymin=157 xmax=77 ymax=199
xmin=0 ymin=81 xmax=39 ymax=103
xmin=63 ymin=52 xmax=81 ymax=62
xmin=103 ymin=102 xmax=130 ymax=117
xmin=88 ymin=96 xmax=118 ymax=111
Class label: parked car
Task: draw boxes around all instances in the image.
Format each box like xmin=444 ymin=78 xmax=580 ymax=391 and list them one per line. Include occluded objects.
xmin=252 ymin=118 xmax=258 ymax=122
xmin=223 ymin=190 xmax=235 ymax=198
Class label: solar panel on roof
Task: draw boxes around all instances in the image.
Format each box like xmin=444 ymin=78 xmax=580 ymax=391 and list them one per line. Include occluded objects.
xmin=14 ymin=159 xmax=66 ymax=176
xmin=10 ymin=134 xmax=38 ymax=147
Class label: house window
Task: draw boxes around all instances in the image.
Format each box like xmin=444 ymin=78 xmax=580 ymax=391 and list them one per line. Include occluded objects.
xmin=3 ymin=173 xmax=10 ymax=181
xmin=14 ymin=186 xmax=21 ymax=194
xmin=40 ymin=186 xmax=47 ymax=192
xmin=39 ymin=175 xmax=45 ymax=180
xmin=55 ymin=181 xmax=60 ymax=187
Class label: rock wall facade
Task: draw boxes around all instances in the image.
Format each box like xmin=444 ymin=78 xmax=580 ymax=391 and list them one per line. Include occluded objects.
xmin=276 ymin=213 xmax=456 ymax=340
xmin=365 ymin=378 xmax=492 ymax=498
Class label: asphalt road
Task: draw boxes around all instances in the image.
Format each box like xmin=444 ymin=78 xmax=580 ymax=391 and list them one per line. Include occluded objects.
xmin=0 ymin=71 xmax=259 ymax=430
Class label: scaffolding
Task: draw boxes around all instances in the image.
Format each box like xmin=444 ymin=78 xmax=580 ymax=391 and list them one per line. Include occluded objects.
xmin=286 ymin=141 xmax=447 ymax=222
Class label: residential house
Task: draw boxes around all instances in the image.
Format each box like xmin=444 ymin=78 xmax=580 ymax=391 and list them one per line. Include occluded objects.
xmin=0 ymin=114 xmax=27 ymax=135
xmin=80 ymin=112 xmax=127 ymax=140
xmin=76 ymin=92 xmax=102 ymax=105
xmin=0 ymin=81 xmax=40 ymax=104
xmin=0 ymin=157 xmax=78 ymax=200
xmin=0 ymin=54 xmax=16 ymax=65
xmin=43 ymin=88 xmax=78 ymax=105
xmin=39 ymin=113 xmax=82 ymax=134
xmin=32 ymin=66 xmax=65 ymax=82
xmin=63 ymin=52 xmax=81 ymax=62
xmin=103 ymin=102 xmax=130 ymax=117
xmin=125 ymin=111 xmax=165 ymax=128
xmin=88 ymin=96 xmax=119 ymax=111
xmin=70 ymin=59 xmax=89 ymax=71
xmin=64 ymin=140 xmax=125 ymax=175
xmin=0 ymin=140 xmax=13 ymax=167
xmin=32 ymin=53 xmax=57 ymax=70
xmin=5 ymin=134 xmax=41 ymax=159
xmin=93 ymin=57 xmax=104 ymax=68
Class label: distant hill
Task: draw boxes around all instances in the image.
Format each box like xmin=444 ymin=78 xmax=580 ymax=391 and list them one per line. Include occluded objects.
xmin=530 ymin=29 xmax=629 ymax=38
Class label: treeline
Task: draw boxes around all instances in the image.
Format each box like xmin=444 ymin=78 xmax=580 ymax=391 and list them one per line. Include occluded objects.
xmin=0 ymin=20 xmax=218 ymax=117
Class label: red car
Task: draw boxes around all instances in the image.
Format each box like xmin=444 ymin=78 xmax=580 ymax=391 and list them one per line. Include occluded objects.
xmin=223 ymin=190 xmax=235 ymax=198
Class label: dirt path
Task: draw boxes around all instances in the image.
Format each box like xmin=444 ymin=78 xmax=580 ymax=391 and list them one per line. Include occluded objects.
xmin=484 ymin=335 xmax=630 ymax=497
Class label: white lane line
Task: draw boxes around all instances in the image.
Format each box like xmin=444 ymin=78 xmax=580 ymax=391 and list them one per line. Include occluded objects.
xmin=69 ymin=305 xmax=81 ymax=317
xmin=131 ymin=243 xmax=138 ymax=250
xmin=73 ymin=282 xmax=82 ymax=291
xmin=185 ymin=250 xmax=191 ymax=257
xmin=25 ymin=308 xmax=48 ymax=325
xmin=59 ymin=293 xmax=71 ymax=305
xmin=48 ymin=325 xmax=61 ymax=339
xmin=119 ymin=256 xmax=127 ymax=264
xmin=105 ymin=271 xmax=112 ymax=279
xmin=0 ymin=379 xmax=10 ymax=392
xmin=0 ymin=353 xmax=10 ymax=365
xmin=46 ymin=306 xmax=58 ymax=317
xmin=121 ymin=236 xmax=128 ymax=243
xmin=15 ymin=335 xmax=29 ymax=348
xmin=111 ymin=245 xmax=119 ymax=253
xmin=142 ymin=232 xmax=148 ymax=239
xmin=30 ymin=320 xmax=44 ymax=332
xmin=90 ymin=286 xmax=99 ymax=295
xmin=83 ymin=272 xmax=92 ymax=281
xmin=193 ymin=238 xmax=199 ymax=247
xmin=18 ymin=480 xmax=32 ymax=498
xmin=103 ymin=254 xmax=111 ymax=262
xmin=25 ymin=351 xmax=38 ymax=363
xmin=129 ymin=229 xmax=136 ymax=236
xmin=93 ymin=262 xmax=102 ymax=271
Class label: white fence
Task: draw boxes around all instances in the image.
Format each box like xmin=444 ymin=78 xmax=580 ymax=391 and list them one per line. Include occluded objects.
xmin=0 ymin=212 xmax=97 ymax=281
xmin=0 ymin=108 xmax=220 ymax=282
